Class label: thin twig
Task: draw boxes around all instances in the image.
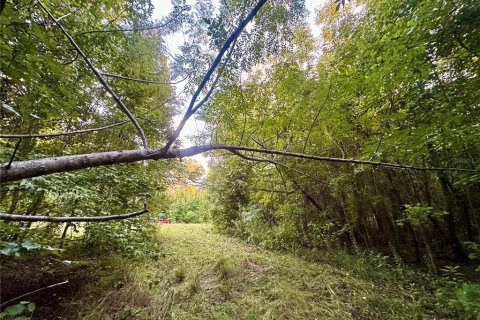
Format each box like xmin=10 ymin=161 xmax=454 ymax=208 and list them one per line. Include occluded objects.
xmin=454 ymin=33 xmax=479 ymax=57
xmin=0 ymin=280 xmax=69 ymax=309
xmin=303 ymin=84 xmax=331 ymax=153
xmin=37 ymin=1 xmax=148 ymax=149
xmin=101 ymin=72 xmax=190 ymax=85
xmin=229 ymin=149 xmax=333 ymax=185
xmin=250 ymin=137 xmax=328 ymax=184
xmin=229 ymin=149 xmax=341 ymax=229
xmin=238 ymin=78 xmax=248 ymax=145
xmin=0 ymin=121 xmax=129 ymax=139
xmin=0 ymin=90 xmax=183 ymax=140
xmin=250 ymin=188 xmax=296 ymax=194
xmin=74 ymin=12 xmax=182 ymax=37
xmin=5 ymin=138 xmax=22 ymax=169
xmin=0 ymin=204 xmax=148 ymax=222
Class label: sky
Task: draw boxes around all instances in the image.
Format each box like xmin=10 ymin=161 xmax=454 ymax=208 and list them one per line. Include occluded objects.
xmin=150 ymin=0 xmax=324 ymax=170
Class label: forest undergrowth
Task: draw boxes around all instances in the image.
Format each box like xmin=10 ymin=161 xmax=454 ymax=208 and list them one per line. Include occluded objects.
xmin=1 ymin=224 xmax=478 ymax=320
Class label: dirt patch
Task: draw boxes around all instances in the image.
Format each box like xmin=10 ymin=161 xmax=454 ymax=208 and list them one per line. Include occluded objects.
xmin=199 ymin=272 xmax=217 ymax=292
xmin=107 ymin=284 xmax=154 ymax=309
xmin=0 ymin=255 xmax=92 ymax=319
xmin=198 ymin=272 xmax=231 ymax=303
xmin=242 ymin=257 xmax=271 ymax=280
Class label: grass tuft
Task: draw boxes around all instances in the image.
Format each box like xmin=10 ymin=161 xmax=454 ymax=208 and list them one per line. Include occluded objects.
xmin=214 ymin=257 xmax=237 ymax=280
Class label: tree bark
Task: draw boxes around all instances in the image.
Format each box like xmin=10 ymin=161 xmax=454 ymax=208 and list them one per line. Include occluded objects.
xmin=2 ymin=144 xmax=476 ymax=184
xmin=438 ymin=174 xmax=468 ymax=261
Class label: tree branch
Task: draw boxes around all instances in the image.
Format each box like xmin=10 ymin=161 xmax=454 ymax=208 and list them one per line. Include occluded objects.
xmin=0 ymin=91 xmax=181 ymax=140
xmin=0 ymin=205 xmax=148 ymax=222
xmin=303 ymin=84 xmax=331 ymax=153
xmin=454 ymin=33 xmax=479 ymax=57
xmin=190 ymin=37 xmax=238 ymax=115
xmin=1 ymin=144 xmax=477 ymax=183
xmin=162 ymin=0 xmax=268 ymax=152
xmin=249 ymin=137 xmax=329 ymax=185
xmin=5 ymin=139 xmax=22 ymax=169
xmin=250 ymin=188 xmax=296 ymax=194
xmin=74 ymin=8 xmax=185 ymax=37
xmin=37 ymin=1 xmax=148 ymax=149
xmin=0 ymin=121 xmax=130 ymax=139
xmin=101 ymin=72 xmax=190 ymax=85
xmin=0 ymin=280 xmax=69 ymax=309
xmin=229 ymin=149 xmax=342 ymax=229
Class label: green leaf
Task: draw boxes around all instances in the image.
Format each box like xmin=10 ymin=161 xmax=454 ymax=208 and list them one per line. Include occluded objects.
xmin=4 ymin=304 xmax=25 ymax=316
xmin=27 ymin=302 xmax=35 ymax=313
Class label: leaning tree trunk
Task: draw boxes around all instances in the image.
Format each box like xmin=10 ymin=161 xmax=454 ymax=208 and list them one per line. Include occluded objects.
xmin=438 ymin=174 xmax=468 ymax=262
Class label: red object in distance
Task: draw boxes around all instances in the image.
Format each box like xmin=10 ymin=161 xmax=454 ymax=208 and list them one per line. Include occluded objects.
xmin=158 ymin=218 xmax=170 ymax=224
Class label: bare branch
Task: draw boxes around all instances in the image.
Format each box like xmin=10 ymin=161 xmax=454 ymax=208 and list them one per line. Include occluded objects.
xmin=101 ymin=72 xmax=190 ymax=85
xmin=228 ymin=149 xmax=325 ymax=184
xmin=303 ymin=84 xmax=331 ymax=153
xmin=37 ymin=1 xmax=148 ymax=149
xmin=248 ymin=137 xmax=329 ymax=183
xmin=162 ymin=0 xmax=268 ymax=152
xmin=56 ymin=13 xmax=72 ymax=22
xmin=0 ymin=205 xmax=148 ymax=222
xmin=0 ymin=121 xmax=130 ymax=139
xmin=190 ymin=37 xmax=238 ymax=115
xmin=291 ymin=178 xmax=343 ymax=230
xmin=454 ymin=33 xmax=479 ymax=57
xmin=229 ymin=149 xmax=342 ymax=229
xmin=0 ymin=281 xmax=69 ymax=309
xmin=74 ymin=10 xmax=183 ymax=37
xmin=1 ymin=144 xmax=478 ymax=183
xmin=228 ymin=145 xmax=480 ymax=172
xmin=5 ymin=139 xmax=22 ymax=169
xmin=0 ymin=90 xmax=183 ymax=140
xmin=251 ymin=188 xmax=296 ymax=194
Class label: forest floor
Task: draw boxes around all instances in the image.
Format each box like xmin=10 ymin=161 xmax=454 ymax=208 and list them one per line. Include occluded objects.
xmin=1 ymin=224 xmax=465 ymax=319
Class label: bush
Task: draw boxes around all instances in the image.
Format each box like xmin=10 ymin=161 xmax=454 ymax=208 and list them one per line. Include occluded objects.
xmin=164 ymin=188 xmax=212 ymax=223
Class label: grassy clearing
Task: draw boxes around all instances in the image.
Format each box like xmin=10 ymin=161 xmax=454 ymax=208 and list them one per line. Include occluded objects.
xmin=1 ymin=224 xmax=463 ymax=319
xmin=141 ymin=224 xmax=455 ymax=320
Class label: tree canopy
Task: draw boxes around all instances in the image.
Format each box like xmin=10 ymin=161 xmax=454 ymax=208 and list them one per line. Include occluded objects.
xmin=1 ymin=0 xmax=479 ymax=264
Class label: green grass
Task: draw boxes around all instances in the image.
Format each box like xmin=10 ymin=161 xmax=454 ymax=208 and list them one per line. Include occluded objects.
xmin=136 ymin=224 xmax=455 ymax=320
xmin=5 ymin=224 xmax=466 ymax=319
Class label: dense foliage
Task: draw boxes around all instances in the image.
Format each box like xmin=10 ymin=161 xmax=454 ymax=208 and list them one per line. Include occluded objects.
xmin=0 ymin=0 xmax=311 ymax=261
xmin=164 ymin=187 xmax=211 ymax=223
xmin=1 ymin=0 xmax=479 ymax=318
xmin=204 ymin=2 xmax=480 ymax=317
xmin=163 ymin=159 xmax=211 ymax=223
xmin=0 ymin=0 xmax=176 ymax=255
xmin=206 ymin=0 xmax=480 ymax=271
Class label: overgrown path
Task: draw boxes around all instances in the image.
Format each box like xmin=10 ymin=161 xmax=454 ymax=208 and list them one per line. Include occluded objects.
xmin=1 ymin=224 xmax=452 ymax=319
xmin=152 ymin=224 xmax=426 ymax=319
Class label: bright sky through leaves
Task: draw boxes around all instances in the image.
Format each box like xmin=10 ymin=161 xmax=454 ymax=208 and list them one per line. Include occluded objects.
xmin=151 ymin=0 xmax=324 ymax=170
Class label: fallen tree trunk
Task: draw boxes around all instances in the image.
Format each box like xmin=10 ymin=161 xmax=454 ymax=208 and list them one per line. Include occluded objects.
xmin=1 ymin=144 xmax=477 ymax=183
